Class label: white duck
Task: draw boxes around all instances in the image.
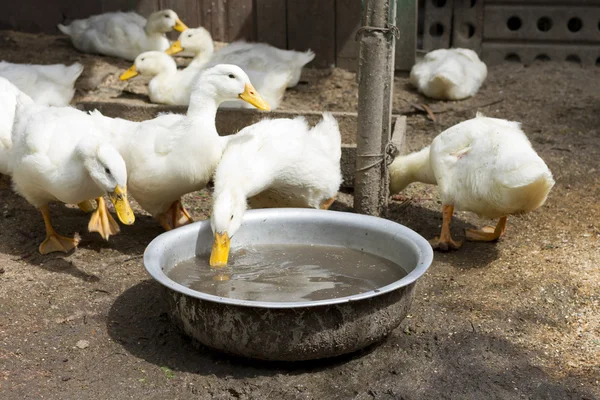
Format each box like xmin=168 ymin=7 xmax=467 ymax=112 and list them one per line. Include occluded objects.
xmin=209 ymin=112 xmax=342 ymax=267
xmin=58 ymin=9 xmax=188 ymax=61
xmin=409 ymin=48 xmax=487 ymax=100
xmin=10 ymin=104 xmax=135 ymax=254
xmin=0 ymin=77 xmax=34 ymax=176
xmin=119 ymin=51 xmax=199 ymax=105
xmin=117 ymin=64 xmax=270 ymax=230
xmin=0 ymin=61 xmax=83 ymax=106
xmin=120 ymin=50 xmax=291 ymax=109
xmin=167 ymin=27 xmax=315 ymax=88
xmin=389 ymin=113 xmax=555 ymax=251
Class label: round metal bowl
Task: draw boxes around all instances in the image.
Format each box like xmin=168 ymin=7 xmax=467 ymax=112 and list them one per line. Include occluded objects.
xmin=143 ymin=208 xmax=433 ymax=361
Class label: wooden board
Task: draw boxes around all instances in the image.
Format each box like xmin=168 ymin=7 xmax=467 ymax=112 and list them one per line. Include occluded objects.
xmin=395 ymin=0 xmax=418 ymax=71
xmin=226 ymin=0 xmax=255 ymax=41
xmin=77 ymin=101 xmax=409 ymax=189
xmin=200 ymin=0 xmax=227 ymax=41
xmin=287 ymin=0 xmax=336 ymax=68
xmin=159 ymin=0 xmax=201 ymax=30
xmin=255 ymin=0 xmax=287 ymax=49
xmin=101 ymin=0 xmax=157 ymax=15
xmin=335 ymin=0 xmax=362 ymax=72
xmin=2 ymin=0 xmax=103 ymax=32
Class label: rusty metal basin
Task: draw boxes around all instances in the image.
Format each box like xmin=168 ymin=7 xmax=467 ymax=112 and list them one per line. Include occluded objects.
xmin=143 ymin=208 xmax=433 ymax=361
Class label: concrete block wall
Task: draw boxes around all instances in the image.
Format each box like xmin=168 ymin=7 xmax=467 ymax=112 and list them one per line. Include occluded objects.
xmin=421 ymin=0 xmax=600 ymax=66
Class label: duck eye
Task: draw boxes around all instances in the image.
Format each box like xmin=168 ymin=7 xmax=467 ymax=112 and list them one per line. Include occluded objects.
xmin=230 ymin=214 xmax=234 ymax=220
xmin=140 ymin=58 xmax=145 ymax=62
xmin=228 ymin=74 xmax=235 ymax=79
xmin=164 ymin=14 xmax=169 ymax=18
xmin=105 ymin=167 xmax=111 ymax=175
xmin=187 ymin=34 xmax=192 ymax=38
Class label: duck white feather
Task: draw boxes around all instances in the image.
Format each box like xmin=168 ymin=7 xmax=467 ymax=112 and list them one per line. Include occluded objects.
xmin=120 ymin=51 xmax=192 ymax=105
xmin=0 ymin=77 xmax=34 ymax=176
xmin=0 ymin=61 xmax=83 ymax=106
xmin=209 ymin=112 xmax=342 ymax=266
xmin=121 ymin=49 xmax=291 ymax=109
xmin=389 ymin=113 xmax=554 ymax=250
xmin=58 ymin=10 xmax=188 ymax=61
xmin=173 ymin=27 xmax=314 ymax=88
xmin=10 ymin=103 xmax=135 ymax=254
xmin=410 ymin=48 xmax=487 ymax=100
xmin=116 ymin=64 xmax=270 ymax=230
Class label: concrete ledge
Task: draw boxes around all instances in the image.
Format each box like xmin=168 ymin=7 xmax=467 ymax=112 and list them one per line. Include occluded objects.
xmin=76 ymin=101 xmax=407 ymax=189
xmin=77 ymin=101 xmax=358 ymax=144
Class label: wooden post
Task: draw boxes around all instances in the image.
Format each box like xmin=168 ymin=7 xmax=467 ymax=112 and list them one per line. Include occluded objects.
xmin=354 ymin=0 xmax=397 ymax=216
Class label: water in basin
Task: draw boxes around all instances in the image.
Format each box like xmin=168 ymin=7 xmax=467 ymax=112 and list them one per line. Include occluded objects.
xmin=166 ymin=244 xmax=407 ymax=302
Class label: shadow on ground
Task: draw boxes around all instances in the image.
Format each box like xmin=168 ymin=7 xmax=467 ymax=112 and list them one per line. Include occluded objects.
xmin=106 ymin=280 xmax=596 ymax=399
xmin=0 ymin=185 xmax=163 ymax=280
xmin=106 ymin=280 xmax=381 ymax=379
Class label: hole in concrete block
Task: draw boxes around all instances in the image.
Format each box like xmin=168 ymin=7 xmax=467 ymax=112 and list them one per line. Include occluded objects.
xmin=537 ymin=17 xmax=553 ymax=32
xmin=460 ymin=23 xmax=475 ymax=39
xmin=566 ymin=55 xmax=581 ymax=64
xmin=507 ymin=16 xmax=522 ymax=31
xmin=505 ymin=53 xmax=521 ymax=63
xmin=429 ymin=23 xmax=445 ymax=37
xmin=432 ymin=0 xmax=447 ymax=7
xmin=567 ymin=17 xmax=583 ymax=32
xmin=470 ymin=0 xmax=477 ymax=7
xmin=535 ymin=54 xmax=551 ymax=62
xmin=596 ymin=57 xmax=600 ymax=67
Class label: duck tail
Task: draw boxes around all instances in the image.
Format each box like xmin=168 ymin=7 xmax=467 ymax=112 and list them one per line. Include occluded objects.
xmin=498 ymin=155 xmax=555 ymax=213
xmin=65 ymin=62 xmax=85 ymax=84
xmin=431 ymin=72 xmax=458 ymax=88
xmin=311 ymin=112 xmax=341 ymax=161
xmin=58 ymin=23 xmax=71 ymax=35
xmin=294 ymin=50 xmax=315 ymax=68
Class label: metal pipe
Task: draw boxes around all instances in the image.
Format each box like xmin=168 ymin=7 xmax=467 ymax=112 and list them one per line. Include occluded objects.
xmin=354 ymin=0 xmax=397 ymax=216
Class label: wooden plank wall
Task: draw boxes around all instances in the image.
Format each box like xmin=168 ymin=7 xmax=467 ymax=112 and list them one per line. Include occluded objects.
xmin=255 ymin=0 xmax=286 ymax=49
xmin=0 ymin=0 xmax=417 ymax=71
xmin=287 ymin=0 xmax=336 ymax=68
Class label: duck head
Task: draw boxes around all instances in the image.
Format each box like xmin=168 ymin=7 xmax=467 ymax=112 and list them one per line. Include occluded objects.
xmin=78 ymin=140 xmax=135 ymax=226
xmin=120 ymin=51 xmax=176 ymax=80
xmin=192 ymin=64 xmax=271 ymax=111
xmin=146 ymin=9 xmax=188 ymax=34
xmin=165 ymin=27 xmax=214 ymax=57
xmin=209 ymin=188 xmax=247 ymax=267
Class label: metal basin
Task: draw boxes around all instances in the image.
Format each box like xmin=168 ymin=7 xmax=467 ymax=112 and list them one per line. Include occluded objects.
xmin=143 ymin=208 xmax=433 ymax=361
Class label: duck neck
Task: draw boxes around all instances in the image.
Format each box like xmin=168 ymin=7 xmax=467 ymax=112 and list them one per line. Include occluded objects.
xmin=389 ymin=146 xmax=436 ymax=193
xmin=153 ymin=62 xmax=178 ymax=80
xmin=147 ymin=64 xmax=179 ymax=100
xmin=190 ymin=45 xmax=214 ymax=68
xmin=186 ymin=85 xmax=221 ymax=119
xmin=144 ymin=18 xmax=168 ymax=36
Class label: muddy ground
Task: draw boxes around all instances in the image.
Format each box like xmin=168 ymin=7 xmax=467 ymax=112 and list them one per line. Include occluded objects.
xmin=0 ymin=31 xmax=599 ymax=399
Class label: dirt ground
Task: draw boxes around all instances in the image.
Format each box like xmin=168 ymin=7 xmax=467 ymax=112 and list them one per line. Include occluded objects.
xmin=1 ymin=31 xmax=599 ymax=400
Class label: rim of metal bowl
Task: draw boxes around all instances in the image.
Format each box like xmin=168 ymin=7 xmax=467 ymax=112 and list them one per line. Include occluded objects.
xmin=143 ymin=208 xmax=434 ymax=309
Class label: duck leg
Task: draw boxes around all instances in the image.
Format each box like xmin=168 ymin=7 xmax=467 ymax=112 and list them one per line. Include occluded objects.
xmin=157 ymin=213 xmax=173 ymax=231
xmin=173 ymin=200 xmax=194 ymax=228
xmin=88 ymin=197 xmax=120 ymax=240
xmin=319 ymin=196 xmax=337 ymax=210
xmin=156 ymin=200 xmax=194 ymax=231
xmin=77 ymin=199 xmax=96 ymax=213
xmin=429 ymin=204 xmax=463 ymax=251
xmin=39 ymin=205 xmax=80 ymax=254
xmin=465 ymin=216 xmax=507 ymax=242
